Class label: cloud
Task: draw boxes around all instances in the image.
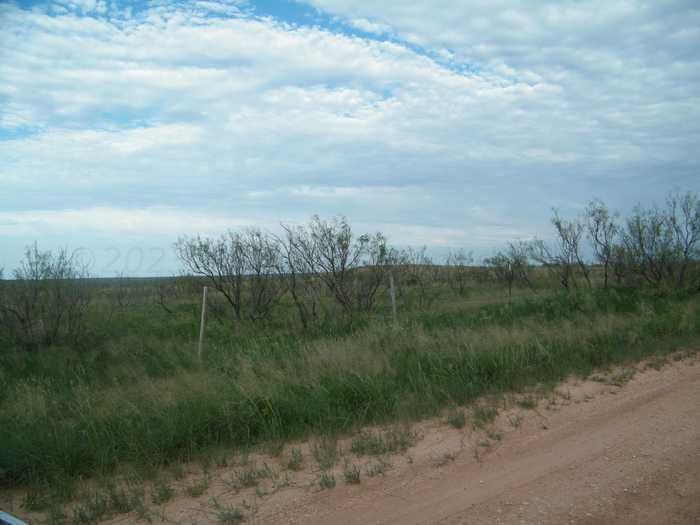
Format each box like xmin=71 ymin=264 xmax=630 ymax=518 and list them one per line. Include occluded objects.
xmin=0 ymin=207 xmax=252 ymax=237
xmin=0 ymin=0 xmax=698 ymax=273
xmin=348 ymin=17 xmax=392 ymax=35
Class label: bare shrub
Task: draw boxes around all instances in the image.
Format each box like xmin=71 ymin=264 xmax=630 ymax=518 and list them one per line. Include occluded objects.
xmin=445 ymin=249 xmax=473 ymax=295
xmin=278 ymin=224 xmax=324 ymax=330
xmin=529 ymin=211 xmax=590 ymax=290
xmin=175 ymin=229 xmax=286 ymax=323
xmin=620 ymin=191 xmax=700 ymax=291
xmin=286 ymin=215 xmax=393 ymax=315
xmin=241 ymin=229 xmax=287 ymax=320
xmin=484 ymin=242 xmax=531 ymax=302
xmin=393 ymin=246 xmax=438 ymax=308
xmin=0 ymin=243 xmax=91 ymax=350
xmin=586 ymin=199 xmax=619 ymax=289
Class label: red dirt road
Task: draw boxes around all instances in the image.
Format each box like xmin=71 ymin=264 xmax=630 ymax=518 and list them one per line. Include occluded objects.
xmin=257 ymin=353 xmax=700 ymax=525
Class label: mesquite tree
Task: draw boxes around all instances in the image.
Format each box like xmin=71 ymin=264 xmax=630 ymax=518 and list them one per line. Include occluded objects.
xmin=586 ymin=199 xmax=619 ymax=289
xmin=530 ymin=211 xmax=590 ymax=290
xmin=288 ymin=215 xmax=392 ymax=315
xmin=620 ymin=192 xmax=700 ymax=291
xmin=485 ymin=242 xmax=531 ymax=302
xmin=0 ymin=244 xmax=91 ymax=350
xmin=175 ymin=229 xmax=286 ymax=322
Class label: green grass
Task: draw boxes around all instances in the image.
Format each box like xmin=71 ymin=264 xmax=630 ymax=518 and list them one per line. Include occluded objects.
xmin=151 ymin=479 xmax=174 ymax=505
xmin=184 ymin=477 xmax=209 ymax=498
xmin=350 ymin=427 xmax=415 ymax=456
xmin=211 ymin=499 xmax=245 ymax=525
xmin=471 ymin=406 xmax=499 ymax=429
xmin=318 ymin=471 xmax=336 ymax=490
xmin=366 ymin=458 xmax=391 ymax=477
xmin=343 ymin=462 xmax=361 ymax=484
xmin=516 ymin=396 xmax=538 ymax=410
xmin=311 ymin=437 xmax=339 ymax=471
xmin=284 ymin=447 xmax=304 ymax=472
xmin=446 ymin=409 xmax=466 ymax=429
xmin=225 ymin=464 xmax=274 ymax=491
xmin=0 ymin=284 xmax=698 ymax=495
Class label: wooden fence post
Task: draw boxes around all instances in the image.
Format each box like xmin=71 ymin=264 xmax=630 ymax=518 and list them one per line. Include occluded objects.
xmin=389 ymin=271 xmax=397 ymax=325
xmin=197 ymin=286 xmax=208 ymax=360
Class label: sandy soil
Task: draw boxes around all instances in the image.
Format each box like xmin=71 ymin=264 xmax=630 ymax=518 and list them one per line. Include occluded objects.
xmin=4 ymin=349 xmax=699 ymax=524
xmin=250 ymin=350 xmax=700 ymax=525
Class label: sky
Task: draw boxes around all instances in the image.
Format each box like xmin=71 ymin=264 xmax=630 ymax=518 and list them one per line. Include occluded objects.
xmin=1 ymin=0 xmax=699 ymax=276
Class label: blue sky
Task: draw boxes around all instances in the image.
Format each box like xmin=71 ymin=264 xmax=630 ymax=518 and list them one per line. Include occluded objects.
xmin=1 ymin=0 xmax=699 ymax=276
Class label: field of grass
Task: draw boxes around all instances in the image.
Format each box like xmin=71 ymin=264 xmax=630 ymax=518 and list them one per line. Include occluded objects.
xmin=1 ymin=270 xmax=699 ymax=508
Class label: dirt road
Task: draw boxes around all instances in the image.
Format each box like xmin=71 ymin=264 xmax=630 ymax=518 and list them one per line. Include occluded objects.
xmin=253 ymin=353 xmax=700 ymax=525
xmin=48 ymin=350 xmax=698 ymax=525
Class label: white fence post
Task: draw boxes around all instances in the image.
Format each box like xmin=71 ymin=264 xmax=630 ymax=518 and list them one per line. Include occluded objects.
xmin=389 ymin=271 xmax=397 ymax=325
xmin=197 ymin=286 xmax=208 ymax=360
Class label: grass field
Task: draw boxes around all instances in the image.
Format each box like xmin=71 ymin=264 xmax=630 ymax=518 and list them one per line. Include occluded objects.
xmin=1 ymin=271 xmax=698 ymax=504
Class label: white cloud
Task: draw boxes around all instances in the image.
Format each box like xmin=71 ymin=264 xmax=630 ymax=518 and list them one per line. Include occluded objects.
xmin=0 ymin=207 xmax=252 ymax=237
xmin=0 ymin=1 xmax=698 ymax=272
xmin=348 ymin=17 xmax=392 ymax=35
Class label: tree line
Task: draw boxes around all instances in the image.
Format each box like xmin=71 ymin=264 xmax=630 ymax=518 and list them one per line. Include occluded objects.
xmin=1 ymin=191 xmax=698 ymax=350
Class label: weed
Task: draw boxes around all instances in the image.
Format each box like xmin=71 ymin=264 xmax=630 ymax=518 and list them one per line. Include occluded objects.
xmin=608 ymin=367 xmax=636 ymax=386
xmin=265 ymin=440 xmax=285 ymax=457
xmin=237 ymin=469 xmax=259 ymax=489
xmin=557 ymin=389 xmax=572 ymax=401
xmin=170 ymin=463 xmax=186 ymax=480
xmin=471 ymin=405 xmax=498 ymax=429
xmin=212 ymin=498 xmax=245 ymax=525
xmin=271 ymin=472 xmax=290 ymax=491
xmin=646 ymin=354 xmax=669 ymax=371
xmin=343 ymin=462 xmax=361 ymax=484
xmin=23 ymin=489 xmax=49 ymax=512
xmin=508 ymin=414 xmax=524 ymax=428
xmin=318 ymin=471 xmax=336 ymax=490
xmin=199 ymin=453 xmax=213 ymax=474
xmin=152 ymin=479 xmax=174 ymax=505
xmin=285 ymin=447 xmax=304 ymax=471
xmin=433 ymin=451 xmax=458 ymax=467
xmin=226 ymin=464 xmax=274 ymax=490
xmin=236 ymin=449 xmax=251 ymax=467
xmin=446 ymin=409 xmax=466 ymax=429
xmin=185 ymin=477 xmax=210 ymax=498
xmin=215 ymin=452 xmax=230 ymax=468
xmin=71 ymin=492 xmax=109 ymax=524
xmin=311 ymin=437 xmax=339 ymax=470
xmin=350 ymin=427 xmax=415 ymax=456
xmin=47 ymin=504 xmax=67 ymax=525
xmin=486 ymin=429 xmax=503 ymax=441
xmin=366 ymin=458 xmax=391 ymax=477
xmin=516 ymin=396 xmax=537 ymax=410
xmin=671 ymin=348 xmax=696 ymax=361
xmin=105 ymin=480 xmax=144 ymax=514
xmin=591 ymin=366 xmax=636 ymax=387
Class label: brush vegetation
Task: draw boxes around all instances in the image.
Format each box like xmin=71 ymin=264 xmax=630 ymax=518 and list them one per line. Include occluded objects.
xmin=0 ymin=192 xmax=699 ymax=492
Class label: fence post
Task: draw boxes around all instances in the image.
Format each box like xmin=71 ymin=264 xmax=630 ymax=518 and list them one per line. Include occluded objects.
xmin=197 ymin=286 xmax=208 ymax=360
xmin=389 ymin=271 xmax=397 ymax=325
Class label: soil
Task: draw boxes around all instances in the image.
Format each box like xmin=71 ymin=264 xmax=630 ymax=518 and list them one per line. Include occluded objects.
xmin=251 ymin=350 xmax=700 ymax=525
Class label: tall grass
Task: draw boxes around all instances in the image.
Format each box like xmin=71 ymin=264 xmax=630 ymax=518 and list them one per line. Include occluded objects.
xmin=0 ymin=287 xmax=698 ymax=487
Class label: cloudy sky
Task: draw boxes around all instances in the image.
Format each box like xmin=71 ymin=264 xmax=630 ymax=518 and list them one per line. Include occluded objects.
xmin=1 ymin=0 xmax=698 ymax=276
